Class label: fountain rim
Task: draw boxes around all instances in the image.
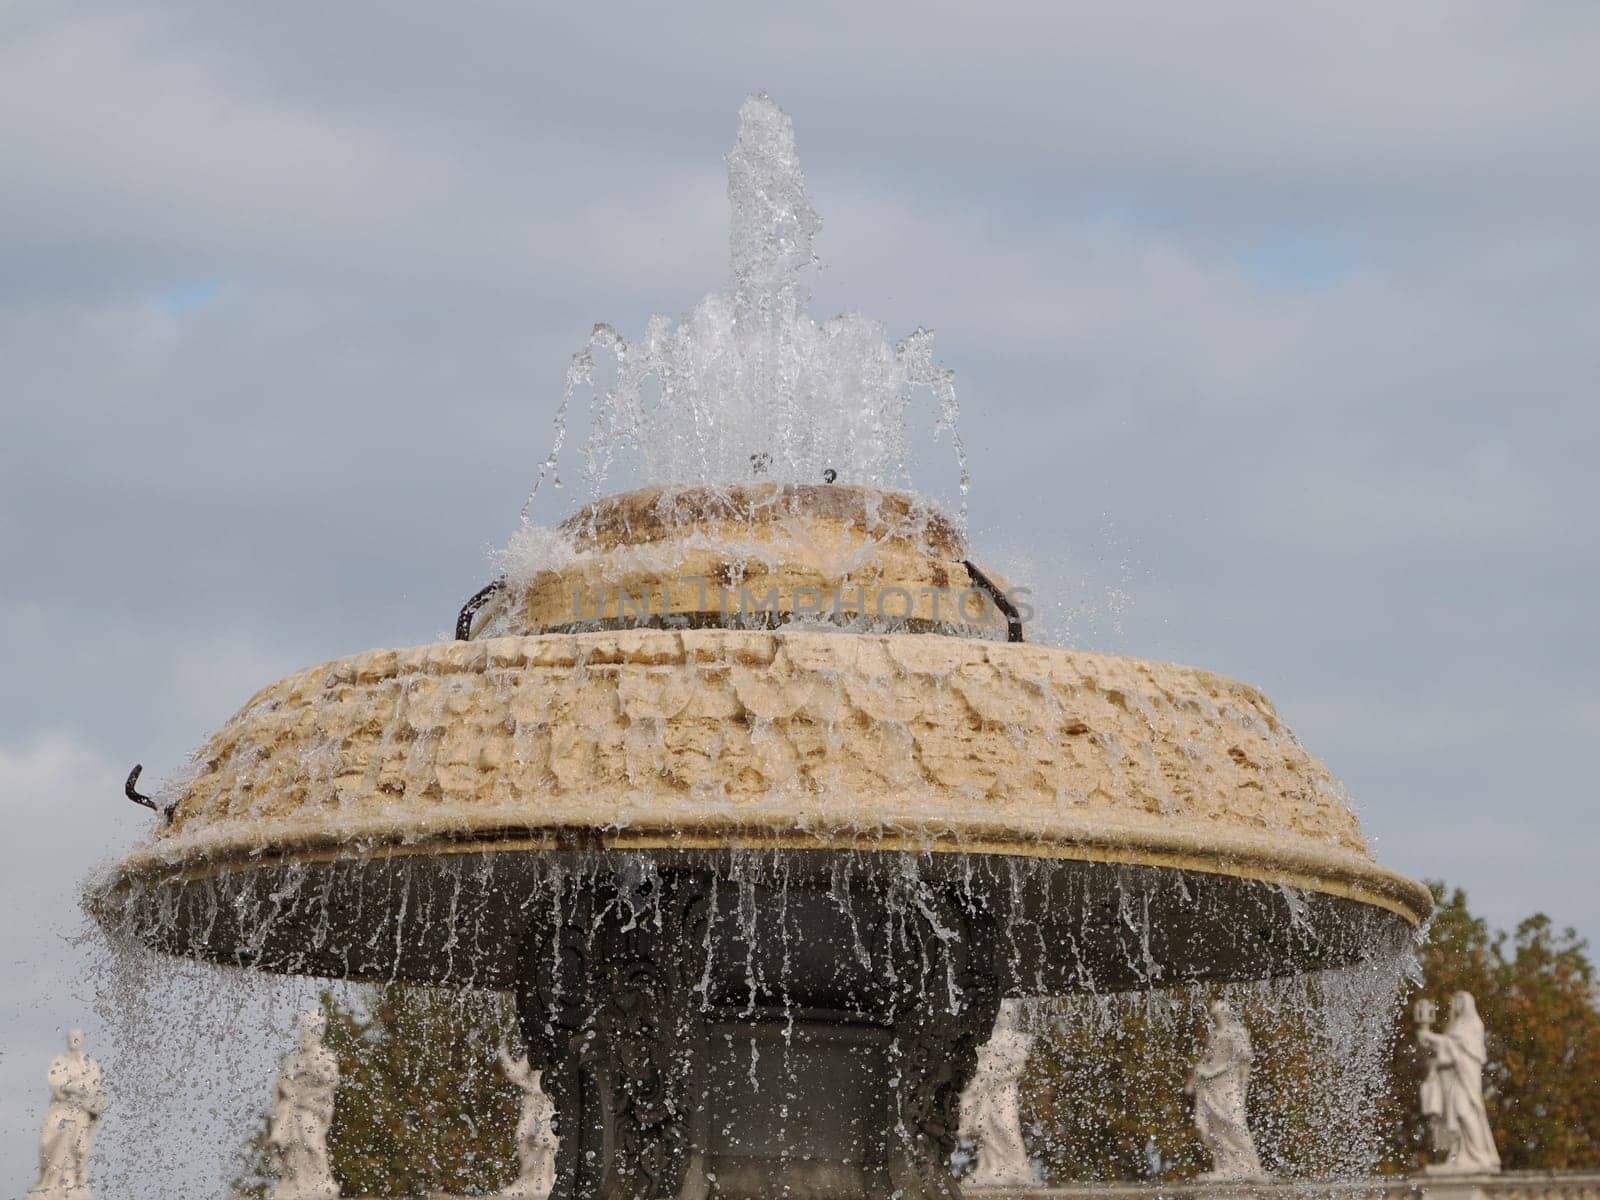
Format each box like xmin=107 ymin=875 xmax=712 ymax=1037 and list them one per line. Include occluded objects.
xmin=91 ymin=626 xmax=1434 ymax=930
xmin=93 ymin=813 xmax=1432 ymax=927
xmin=553 ymin=480 xmax=966 ymax=546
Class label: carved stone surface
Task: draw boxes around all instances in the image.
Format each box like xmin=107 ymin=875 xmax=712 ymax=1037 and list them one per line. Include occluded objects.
xmin=268 ymin=1010 xmax=341 ymax=1200
xmin=500 ymin=482 xmax=1009 ymax=639
xmin=28 ymin=1029 xmax=105 ymax=1200
xmin=1417 ymin=992 xmax=1501 ymax=1175
xmin=1186 ymin=1002 xmax=1265 ymax=1182
xmin=114 ymin=626 xmax=1429 ymax=930
xmin=959 ymin=1001 xmax=1038 ymax=1188
xmin=516 ymin=869 xmax=708 ymax=1200
xmin=885 ymin=887 xmax=1002 ymax=1200
xmin=497 ymin=1048 xmax=559 ymax=1200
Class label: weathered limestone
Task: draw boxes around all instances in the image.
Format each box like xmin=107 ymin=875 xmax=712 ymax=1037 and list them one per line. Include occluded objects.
xmin=1417 ymin=993 xmax=1501 ymax=1176
xmin=498 ymin=483 xmax=1012 ymax=639
xmin=115 ymin=627 xmax=1426 ymax=928
xmin=1186 ymin=1002 xmax=1265 ymax=1182
xmin=27 ymin=1030 xmax=105 ymax=1200
xmin=267 ymin=1010 xmax=341 ymax=1200
xmin=959 ymin=1000 xmax=1038 ymax=1188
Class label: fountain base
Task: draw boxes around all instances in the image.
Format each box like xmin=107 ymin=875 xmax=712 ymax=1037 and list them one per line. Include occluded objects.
xmin=513 ymin=865 xmax=1000 ymax=1200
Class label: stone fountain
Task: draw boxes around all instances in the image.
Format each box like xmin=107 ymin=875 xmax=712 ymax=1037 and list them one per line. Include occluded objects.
xmin=89 ymin=96 xmax=1430 ymax=1200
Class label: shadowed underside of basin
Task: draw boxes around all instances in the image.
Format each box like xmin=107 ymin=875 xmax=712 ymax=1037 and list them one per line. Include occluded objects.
xmin=94 ymin=843 xmax=1413 ymax=992
xmin=92 ymin=844 xmax=1417 ymax=1200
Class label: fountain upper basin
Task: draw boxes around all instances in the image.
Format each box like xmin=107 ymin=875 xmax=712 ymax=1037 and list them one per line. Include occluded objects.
xmin=90 ymin=482 xmax=1428 ymax=992
xmin=91 ymin=624 xmax=1430 ymax=987
xmin=489 ymin=481 xmax=1012 ymax=637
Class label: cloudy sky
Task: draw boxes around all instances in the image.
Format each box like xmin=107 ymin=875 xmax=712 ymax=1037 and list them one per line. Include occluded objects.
xmin=3 ymin=2 xmax=1598 ymax=1193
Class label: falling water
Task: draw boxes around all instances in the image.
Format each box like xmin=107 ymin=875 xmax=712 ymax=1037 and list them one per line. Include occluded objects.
xmin=87 ymin=840 xmax=1423 ymax=1195
xmin=512 ymin=95 xmax=967 ymax=555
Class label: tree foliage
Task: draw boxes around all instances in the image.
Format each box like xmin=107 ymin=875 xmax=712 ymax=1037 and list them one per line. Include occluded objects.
xmin=233 ymin=985 xmax=521 ymax=1197
xmin=1387 ymin=886 xmax=1600 ymax=1171
xmin=1023 ymin=884 xmax=1600 ymax=1182
xmin=1021 ymin=983 xmax=1387 ymax=1182
xmin=232 ymin=884 xmax=1598 ymax=1189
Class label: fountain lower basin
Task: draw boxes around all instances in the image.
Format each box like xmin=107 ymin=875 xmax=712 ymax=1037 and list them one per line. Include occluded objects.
xmin=89 ymin=486 xmax=1429 ymax=1200
xmin=93 ymin=625 xmax=1428 ymax=973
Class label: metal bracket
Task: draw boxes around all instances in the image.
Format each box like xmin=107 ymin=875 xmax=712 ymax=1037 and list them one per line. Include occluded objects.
xmin=125 ymin=764 xmax=176 ymax=825
xmin=961 ymin=559 xmax=1024 ymax=643
xmin=456 ymin=578 xmax=508 ymax=641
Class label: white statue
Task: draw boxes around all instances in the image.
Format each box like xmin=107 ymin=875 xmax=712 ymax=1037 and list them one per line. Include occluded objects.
xmin=497 ymin=1046 xmax=560 ymax=1199
xmin=28 ymin=1029 xmax=106 ymax=1200
xmin=1416 ymin=992 xmax=1501 ymax=1174
xmin=267 ymin=1009 xmax=341 ymax=1200
xmin=958 ymin=999 xmax=1038 ymax=1187
xmin=1185 ymin=1001 xmax=1266 ymax=1181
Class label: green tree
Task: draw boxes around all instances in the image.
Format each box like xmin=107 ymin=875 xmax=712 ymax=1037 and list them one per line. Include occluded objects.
xmin=1024 ymin=884 xmax=1600 ymax=1181
xmin=1020 ymin=995 xmax=1200 ymax=1181
xmin=1381 ymin=884 xmax=1497 ymax=1171
xmin=232 ymin=885 xmax=1599 ymax=1187
xmin=1493 ymin=913 xmax=1600 ymax=1166
xmin=1021 ymin=984 xmax=1387 ymax=1182
xmin=233 ymin=985 xmax=521 ymax=1197
xmin=1387 ymin=888 xmax=1600 ymax=1171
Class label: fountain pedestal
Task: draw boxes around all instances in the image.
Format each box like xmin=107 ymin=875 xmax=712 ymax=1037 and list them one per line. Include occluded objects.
xmin=514 ymin=867 xmax=1000 ymax=1200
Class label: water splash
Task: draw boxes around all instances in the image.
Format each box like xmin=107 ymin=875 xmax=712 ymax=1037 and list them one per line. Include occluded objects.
xmin=519 ymin=93 xmax=969 ymax=528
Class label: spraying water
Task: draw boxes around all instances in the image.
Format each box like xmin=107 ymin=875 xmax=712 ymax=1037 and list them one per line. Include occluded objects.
xmin=520 ymin=94 xmax=968 ymax=532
